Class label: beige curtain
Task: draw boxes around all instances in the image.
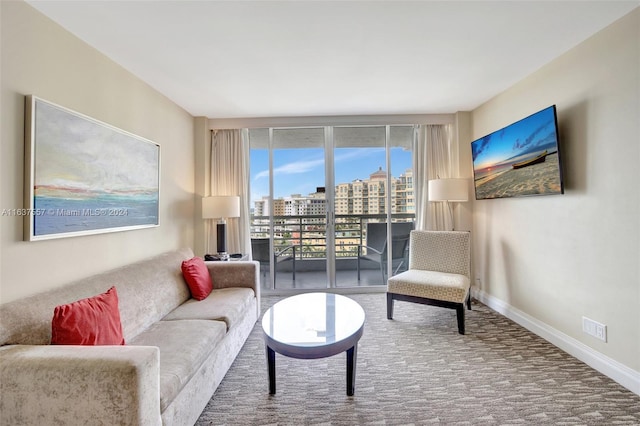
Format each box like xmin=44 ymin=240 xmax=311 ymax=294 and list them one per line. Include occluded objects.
xmin=413 ymin=125 xmax=428 ymax=230
xmin=413 ymin=124 xmax=454 ymax=231
xmin=209 ymin=129 xmax=251 ymax=255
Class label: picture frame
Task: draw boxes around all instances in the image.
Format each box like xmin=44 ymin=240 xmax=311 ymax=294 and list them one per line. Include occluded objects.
xmin=24 ymin=95 xmax=160 ymax=241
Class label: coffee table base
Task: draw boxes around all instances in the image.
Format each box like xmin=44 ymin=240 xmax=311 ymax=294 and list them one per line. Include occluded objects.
xmin=266 ymin=344 xmax=358 ymax=396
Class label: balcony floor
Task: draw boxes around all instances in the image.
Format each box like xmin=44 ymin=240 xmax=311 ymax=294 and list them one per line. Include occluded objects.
xmin=260 ymin=268 xmax=392 ymax=292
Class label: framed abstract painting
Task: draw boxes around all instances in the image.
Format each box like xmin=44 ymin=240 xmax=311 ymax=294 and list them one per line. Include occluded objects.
xmin=24 ymin=95 xmax=160 ymax=241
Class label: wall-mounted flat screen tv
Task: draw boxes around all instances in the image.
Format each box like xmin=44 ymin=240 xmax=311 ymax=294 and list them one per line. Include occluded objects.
xmin=471 ymin=105 xmax=564 ymax=200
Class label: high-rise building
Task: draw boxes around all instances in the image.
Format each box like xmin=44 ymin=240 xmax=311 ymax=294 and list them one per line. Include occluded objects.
xmin=253 ymin=168 xmax=414 ymax=216
xmin=395 ymin=169 xmax=414 ymax=214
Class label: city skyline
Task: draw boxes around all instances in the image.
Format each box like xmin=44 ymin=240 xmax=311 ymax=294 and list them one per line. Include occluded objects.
xmin=250 ymin=147 xmax=412 ymax=202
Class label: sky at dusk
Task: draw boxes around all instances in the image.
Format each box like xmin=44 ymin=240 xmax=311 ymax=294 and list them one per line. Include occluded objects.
xmin=471 ymin=106 xmax=558 ymax=171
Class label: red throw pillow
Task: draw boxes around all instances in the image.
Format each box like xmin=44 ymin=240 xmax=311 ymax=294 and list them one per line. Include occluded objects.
xmin=181 ymin=256 xmax=213 ymax=300
xmin=51 ymin=286 xmax=125 ymax=345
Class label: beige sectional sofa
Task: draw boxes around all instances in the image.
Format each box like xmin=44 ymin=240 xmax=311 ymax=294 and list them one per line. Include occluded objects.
xmin=0 ymin=248 xmax=260 ymax=426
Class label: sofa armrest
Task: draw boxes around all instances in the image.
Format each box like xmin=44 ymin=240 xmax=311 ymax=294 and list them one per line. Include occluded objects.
xmin=206 ymin=260 xmax=260 ymax=317
xmin=0 ymin=344 xmax=161 ymax=426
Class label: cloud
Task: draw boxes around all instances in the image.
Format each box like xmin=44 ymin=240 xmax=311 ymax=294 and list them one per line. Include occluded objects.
xmin=254 ymin=148 xmax=381 ymax=181
xmin=254 ymin=156 xmax=324 ymax=181
xmin=334 ymin=149 xmax=380 ymax=163
xmin=472 ymin=135 xmax=491 ymax=161
xmin=513 ymin=120 xmax=552 ymax=150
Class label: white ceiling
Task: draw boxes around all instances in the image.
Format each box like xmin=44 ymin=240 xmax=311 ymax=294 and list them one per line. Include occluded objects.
xmin=27 ymin=1 xmax=638 ymax=119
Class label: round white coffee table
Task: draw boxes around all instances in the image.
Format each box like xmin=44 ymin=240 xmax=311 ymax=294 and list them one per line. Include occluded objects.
xmin=261 ymin=292 xmax=365 ymax=396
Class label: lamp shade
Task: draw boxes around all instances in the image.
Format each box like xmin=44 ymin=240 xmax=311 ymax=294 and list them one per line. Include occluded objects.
xmin=202 ymin=196 xmax=240 ymax=219
xmin=428 ymin=179 xmax=469 ymax=202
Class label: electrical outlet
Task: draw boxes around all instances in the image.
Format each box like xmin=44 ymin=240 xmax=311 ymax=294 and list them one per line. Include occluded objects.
xmin=595 ymin=324 xmax=607 ymax=341
xmin=582 ymin=317 xmax=607 ymax=342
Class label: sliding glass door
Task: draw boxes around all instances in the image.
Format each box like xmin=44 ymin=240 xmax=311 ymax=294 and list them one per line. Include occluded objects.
xmin=249 ymin=125 xmax=415 ymax=292
xmin=249 ymin=128 xmax=328 ymax=291
xmin=333 ymin=126 xmax=415 ymax=288
xmin=333 ymin=126 xmax=386 ymax=287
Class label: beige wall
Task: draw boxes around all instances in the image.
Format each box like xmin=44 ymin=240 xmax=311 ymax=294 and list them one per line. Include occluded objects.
xmin=193 ymin=117 xmax=211 ymax=257
xmin=468 ymin=8 xmax=639 ymax=376
xmin=1 ymin=1 xmax=196 ymax=303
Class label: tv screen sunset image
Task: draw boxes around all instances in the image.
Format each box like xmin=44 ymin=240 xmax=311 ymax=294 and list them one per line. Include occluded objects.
xmin=471 ymin=106 xmax=564 ymax=200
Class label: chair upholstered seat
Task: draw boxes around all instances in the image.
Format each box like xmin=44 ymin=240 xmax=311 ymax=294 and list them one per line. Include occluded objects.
xmin=387 ymin=269 xmax=469 ymax=304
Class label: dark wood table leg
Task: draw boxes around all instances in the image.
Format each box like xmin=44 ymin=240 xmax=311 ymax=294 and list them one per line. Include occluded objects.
xmin=266 ymin=345 xmax=276 ymax=394
xmin=346 ymin=345 xmax=357 ymax=396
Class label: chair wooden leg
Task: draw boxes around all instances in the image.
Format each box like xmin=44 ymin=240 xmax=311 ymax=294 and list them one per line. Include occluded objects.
xmin=386 ymin=293 xmax=394 ymax=319
xmin=456 ymin=303 xmax=465 ymax=335
xmin=466 ymin=292 xmax=472 ymax=310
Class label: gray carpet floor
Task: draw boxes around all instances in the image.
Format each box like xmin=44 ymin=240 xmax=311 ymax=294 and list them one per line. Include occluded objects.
xmin=196 ymin=294 xmax=640 ymax=425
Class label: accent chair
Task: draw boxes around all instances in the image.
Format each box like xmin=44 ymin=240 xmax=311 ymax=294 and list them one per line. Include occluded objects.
xmin=386 ymin=230 xmax=471 ymax=334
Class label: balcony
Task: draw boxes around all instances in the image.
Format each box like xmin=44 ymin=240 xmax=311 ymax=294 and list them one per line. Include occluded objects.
xmin=251 ymin=213 xmax=415 ymax=292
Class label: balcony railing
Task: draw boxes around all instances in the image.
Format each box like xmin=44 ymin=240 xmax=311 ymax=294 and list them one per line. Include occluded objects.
xmin=251 ymin=213 xmax=415 ymax=259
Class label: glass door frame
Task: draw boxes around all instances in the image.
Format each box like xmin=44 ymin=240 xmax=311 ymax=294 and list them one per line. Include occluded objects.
xmin=252 ymin=124 xmax=415 ymax=293
xmin=324 ymin=126 xmax=336 ymax=288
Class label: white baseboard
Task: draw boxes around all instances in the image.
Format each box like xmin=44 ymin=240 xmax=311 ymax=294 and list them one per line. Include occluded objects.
xmin=472 ymin=289 xmax=640 ymax=397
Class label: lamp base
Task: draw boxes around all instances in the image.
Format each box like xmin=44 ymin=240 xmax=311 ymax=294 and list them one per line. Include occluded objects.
xmin=216 ymin=222 xmax=228 ymax=260
xmin=447 ymin=201 xmax=455 ymax=231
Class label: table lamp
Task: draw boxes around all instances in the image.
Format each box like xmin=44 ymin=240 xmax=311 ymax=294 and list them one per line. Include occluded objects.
xmin=428 ymin=178 xmax=468 ymax=231
xmin=202 ymin=196 xmax=240 ymax=260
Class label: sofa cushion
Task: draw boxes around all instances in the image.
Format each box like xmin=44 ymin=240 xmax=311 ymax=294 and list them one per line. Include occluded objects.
xmin=181 ymin=257 xmax=213 ymax=300
xmin=161 ymin=287 xmax=255 ymax=330
xmin=127 ymin=319 xmax=226 ymax=412
xmin=51 ymin=286 xmax=125 ymax=346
